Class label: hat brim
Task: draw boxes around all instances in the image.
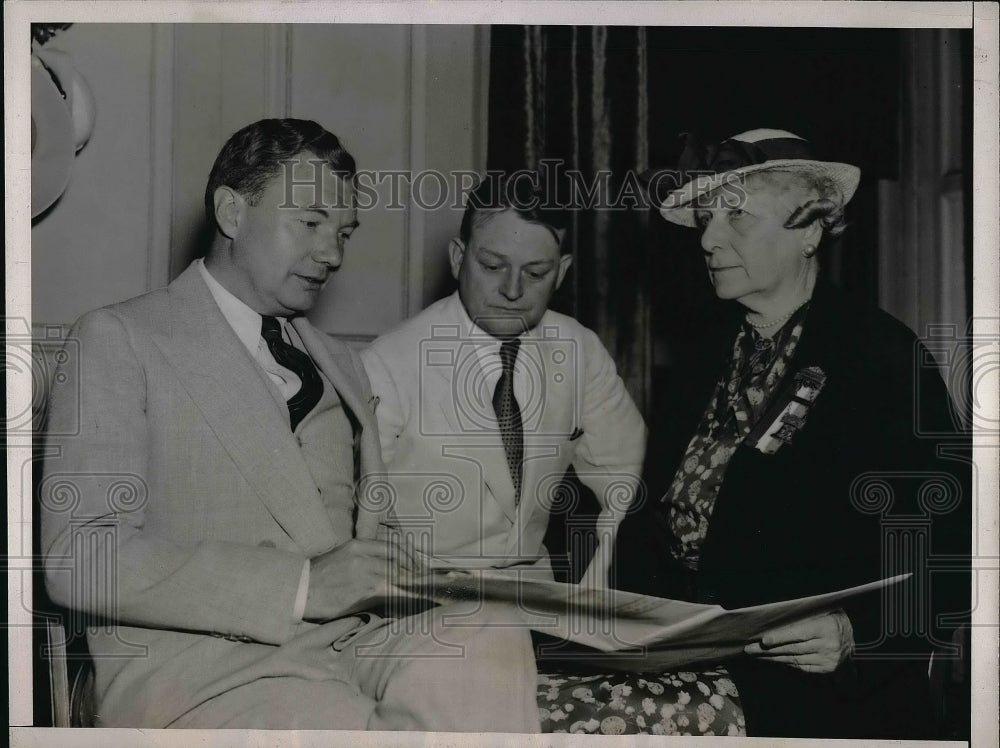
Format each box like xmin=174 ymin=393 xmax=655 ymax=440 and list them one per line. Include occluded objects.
xmin=659 ymin=160 xmax=861 ymax=227
xmin=32 ymin=56 xmax=74 ymax=219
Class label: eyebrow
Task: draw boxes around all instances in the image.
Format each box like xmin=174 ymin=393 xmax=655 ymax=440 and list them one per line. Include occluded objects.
xmin=477 ymin=248 xmax=555 ymax=267
xmin=299 ymin=207 xmax=360 ymax=229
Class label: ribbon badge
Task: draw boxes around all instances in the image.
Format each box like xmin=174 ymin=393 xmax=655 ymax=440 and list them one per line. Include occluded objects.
xmin=751 ymin=366 xmax=827 ymax=455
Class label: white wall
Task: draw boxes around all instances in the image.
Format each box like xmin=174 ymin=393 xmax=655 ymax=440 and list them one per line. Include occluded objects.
xmin=31 ymin=23 xmax=489 ymax=343
xmin=31 ymin=25 xmax=157 ymax=328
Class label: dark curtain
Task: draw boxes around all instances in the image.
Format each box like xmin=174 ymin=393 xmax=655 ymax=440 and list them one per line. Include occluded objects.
xmin=488 ymin=26 xmax=653 ymax=414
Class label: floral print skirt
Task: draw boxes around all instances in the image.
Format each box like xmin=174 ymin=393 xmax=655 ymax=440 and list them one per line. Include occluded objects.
xmin=537 ymin=666 xmax=745 ymax=735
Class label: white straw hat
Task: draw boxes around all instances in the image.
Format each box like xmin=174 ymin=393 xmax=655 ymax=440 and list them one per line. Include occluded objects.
xmin=659 ymin=128 xmax=861 ymax=227
xmin=31 ymin=54 xmax=74 ymax=218
xmin=31 ymin=49 xmax=96 ymax=218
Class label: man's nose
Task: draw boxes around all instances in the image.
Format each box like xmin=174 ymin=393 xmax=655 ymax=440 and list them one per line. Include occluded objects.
xmin=499 ymin=269 xmax=523 ymax=300
xmin=313 ymin=236 xmax=344 ymax=269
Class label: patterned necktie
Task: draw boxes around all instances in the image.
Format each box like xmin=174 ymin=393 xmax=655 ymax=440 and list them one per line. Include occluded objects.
xmin=493 ymin=339 xmax=524 ymax=502
xmin=260 ymin=316 xmax=324 ymax=431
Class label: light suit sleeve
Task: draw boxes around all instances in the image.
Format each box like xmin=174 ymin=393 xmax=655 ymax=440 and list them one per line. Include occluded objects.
xmin=571 ymin=326 xmax=648 ymax=586
xmin=40 ymin=309 xmax=312 ymax=645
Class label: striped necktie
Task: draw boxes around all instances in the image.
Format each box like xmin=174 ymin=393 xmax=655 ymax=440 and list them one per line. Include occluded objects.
xmin=261 ymin=316 xmax=324 ymax=431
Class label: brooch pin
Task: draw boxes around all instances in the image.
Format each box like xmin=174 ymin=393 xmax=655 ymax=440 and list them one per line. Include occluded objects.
xmin=749 ymin=366 xmax=827 ymax=454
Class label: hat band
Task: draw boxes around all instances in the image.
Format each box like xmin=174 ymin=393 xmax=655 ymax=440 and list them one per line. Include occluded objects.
xmin=677 ymin=133 xmax=815 ymax=182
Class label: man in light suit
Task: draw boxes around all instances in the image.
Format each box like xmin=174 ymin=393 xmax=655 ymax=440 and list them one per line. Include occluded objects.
xmin=361 ymin=175 xmax=647 ymax=585
xmin=40 ymin=119 xmax=540 ymax=730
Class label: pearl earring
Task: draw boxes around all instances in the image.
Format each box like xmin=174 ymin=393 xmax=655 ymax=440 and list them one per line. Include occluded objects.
xmin=802 ymin=244 xmax=817 ymax=259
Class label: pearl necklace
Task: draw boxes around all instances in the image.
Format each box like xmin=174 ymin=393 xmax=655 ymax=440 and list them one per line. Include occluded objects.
xmin=746 ymin=300 xmax=808 ymax=330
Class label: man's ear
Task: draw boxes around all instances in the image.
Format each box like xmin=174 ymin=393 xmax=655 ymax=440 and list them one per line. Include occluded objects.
xmin=554 ymin=254 xmax=573 ymax=290
xmin=448 ymin=238 xmax=467 ymax=281
xmin=213 ymin=186 xmax=245 ymax=240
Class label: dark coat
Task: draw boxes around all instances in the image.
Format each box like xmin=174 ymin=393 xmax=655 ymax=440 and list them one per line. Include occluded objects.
xmin=612 ymin=279 xmax=970 ymax=738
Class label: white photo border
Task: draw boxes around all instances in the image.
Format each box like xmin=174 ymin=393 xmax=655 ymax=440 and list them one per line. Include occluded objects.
xmin=6 ymin=2 xmax=997 ymax=746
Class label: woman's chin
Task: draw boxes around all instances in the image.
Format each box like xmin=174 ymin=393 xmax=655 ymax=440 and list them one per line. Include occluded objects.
xmin=711 ymin=284 xmax=747 ymax=303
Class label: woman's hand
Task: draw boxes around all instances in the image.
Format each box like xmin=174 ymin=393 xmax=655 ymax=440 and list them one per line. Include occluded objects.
xmin=743 ymin=609 xmax=854 ymax=673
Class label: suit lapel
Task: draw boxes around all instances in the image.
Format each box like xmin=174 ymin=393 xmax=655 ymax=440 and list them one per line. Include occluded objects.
xmin=785 ymin=279 xmax=842 ymax=375
xmin=467 ymin=347 xmax=519 ymax=524
xmin=432 ymin=345 xmax=463 ymax=434
xmin=426 ymin=296 xmax=474 ymax=435
xmin=291 ymin=317 xmax=388 ymax=536
xmin=426 ymin=299 xmax=519 ymax=523
xmin=153 ymin=266 xmax=338 ymax=555
xmin=512 ymin=331 xmax=574 ymax=549
xmin=291 ymin=317 xmax=370 ymax=433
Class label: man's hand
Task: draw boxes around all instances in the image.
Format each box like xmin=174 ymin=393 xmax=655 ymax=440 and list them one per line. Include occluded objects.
xmin=743 ymin=610 xmax=854 ymax=673
xmin=303 ymin=537 xmax=425 ymax=621
xmin=354 ymin=500 xmax=383 ymax=540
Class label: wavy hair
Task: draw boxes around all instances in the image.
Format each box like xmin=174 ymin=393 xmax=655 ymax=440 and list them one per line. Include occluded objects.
xmin=204 ymin=118 xmax=356 ymax=224
xmin=748 ymin=169 xmax=849 ymax=239
xmin=459 ymin=173 xmax=572 ymax=253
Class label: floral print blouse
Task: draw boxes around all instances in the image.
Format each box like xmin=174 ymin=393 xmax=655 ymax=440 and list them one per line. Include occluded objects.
xmin=664 ymin=306 xmax=809 ymax=570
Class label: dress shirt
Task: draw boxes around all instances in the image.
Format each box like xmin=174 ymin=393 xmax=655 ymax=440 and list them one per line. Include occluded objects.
xmin=196 ymin=259 xmax=304 ymax=399
xmin=196 ymin=258 xmax=311 ymax=621
xmin=458 ymin=300 xmax=540 ymax=423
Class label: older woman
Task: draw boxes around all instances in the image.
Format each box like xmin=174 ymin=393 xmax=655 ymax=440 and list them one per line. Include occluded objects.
xmin=613 ymin=129 xmax=969 ymax=738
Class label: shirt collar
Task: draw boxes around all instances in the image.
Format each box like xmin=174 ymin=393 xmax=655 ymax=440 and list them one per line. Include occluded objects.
xmin=197 ymin=258 xmax=274 ymax=352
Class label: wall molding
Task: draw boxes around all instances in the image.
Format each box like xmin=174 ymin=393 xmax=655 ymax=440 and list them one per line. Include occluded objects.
xmin=265 ymin=24 xmax=290 ymax=118
xmin=473 ymin=25 xmax=491 ymax=174
xmin=147 ymin=25 xmax=175 ymax=292
xmin=406 ymin=25 xmax=427 ymax=317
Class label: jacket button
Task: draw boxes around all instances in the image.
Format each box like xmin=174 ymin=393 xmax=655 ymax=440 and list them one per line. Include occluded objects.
xmin=259 ymin=540 xmax=276 ymax=548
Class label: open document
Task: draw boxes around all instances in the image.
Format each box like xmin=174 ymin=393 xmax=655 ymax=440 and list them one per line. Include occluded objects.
xmin=397 ymin=566 xmax=911 ymax=670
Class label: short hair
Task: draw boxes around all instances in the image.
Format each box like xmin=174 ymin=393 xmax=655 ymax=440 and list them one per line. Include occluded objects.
xmin=459 ymin=173 xmax=572 ymax=253
xmin=746 ymin=169 xmax=848 ymax=239
xmin=204 ymin=118 xmax=356 ymax=224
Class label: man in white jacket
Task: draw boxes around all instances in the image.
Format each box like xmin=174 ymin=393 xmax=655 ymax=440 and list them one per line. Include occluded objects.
xmin=362 ymin=174 xmax=646 ymax=585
